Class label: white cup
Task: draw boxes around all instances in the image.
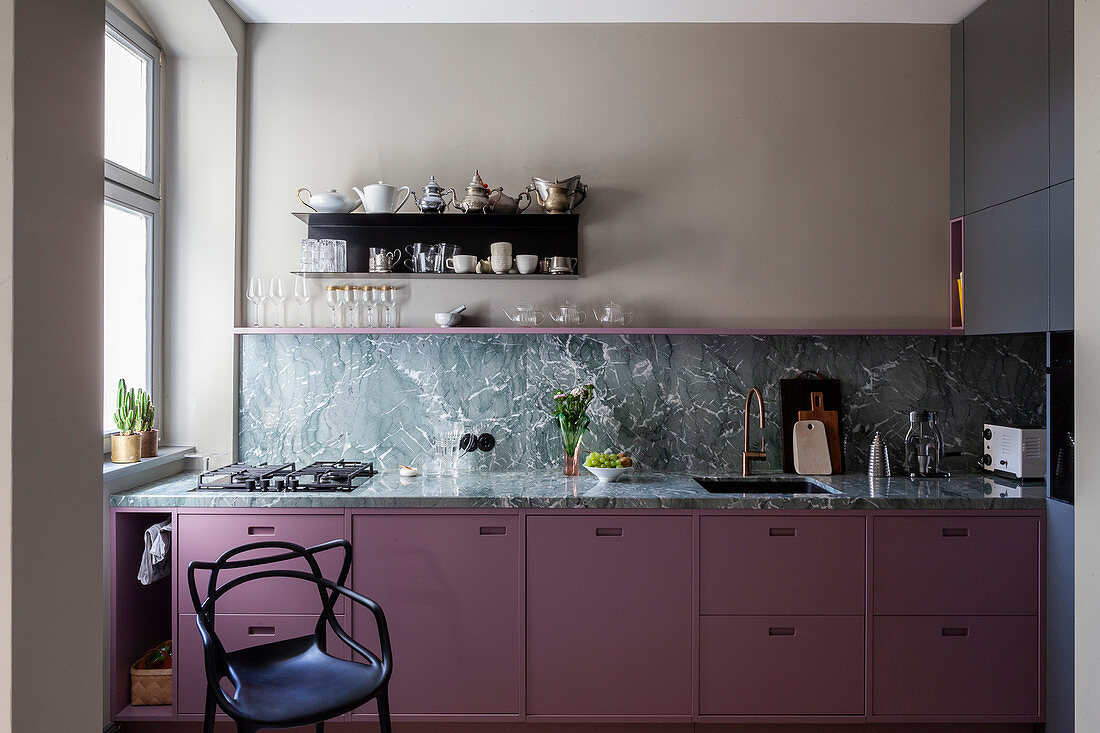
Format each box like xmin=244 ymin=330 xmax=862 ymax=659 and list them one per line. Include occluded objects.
xmin=490 ymin=241 xmax=513 ymax=258
xmin=448 ymin=254 xmax=478 ymax=274
xmin=515 ymin=254 xmax=539 ymax=274
xmin=491 ymin=255 xmax=513 ymax=274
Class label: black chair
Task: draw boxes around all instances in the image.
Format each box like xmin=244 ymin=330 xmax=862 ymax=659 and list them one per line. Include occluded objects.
xmin=186 ymin=539 xmax=393 ymax=733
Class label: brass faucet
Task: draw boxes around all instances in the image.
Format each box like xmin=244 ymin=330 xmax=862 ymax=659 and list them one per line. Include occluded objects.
xmin=742 ymin=387 xmax=767 ymax=476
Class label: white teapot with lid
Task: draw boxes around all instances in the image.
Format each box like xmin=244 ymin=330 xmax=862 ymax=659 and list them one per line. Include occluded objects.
xmin=296 ymin=187 xmax=361 ymax=213
xmin=354 ymin=181 xmax=412 ymax=213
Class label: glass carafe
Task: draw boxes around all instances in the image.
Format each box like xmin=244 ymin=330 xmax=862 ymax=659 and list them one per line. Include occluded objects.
xmin=904 ymin=409 xmax=945 ymax=477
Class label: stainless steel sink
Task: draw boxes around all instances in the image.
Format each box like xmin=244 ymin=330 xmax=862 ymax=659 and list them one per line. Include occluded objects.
xmin=693 ymin=477 xmax=840 ymax=495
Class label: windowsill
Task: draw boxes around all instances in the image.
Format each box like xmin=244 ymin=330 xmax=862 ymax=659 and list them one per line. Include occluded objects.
xmin=103 ymin=445 xmax=195 ymax=488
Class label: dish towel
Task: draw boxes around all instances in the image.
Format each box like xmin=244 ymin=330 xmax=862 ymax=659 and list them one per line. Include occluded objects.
xmin=138 ymin=519 xmax=172 ymax=586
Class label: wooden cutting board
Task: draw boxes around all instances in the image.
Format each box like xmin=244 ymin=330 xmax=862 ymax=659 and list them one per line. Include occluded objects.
xmin=798 ymin=391 xmax=843 ymax=473
xmin=793 ymin=420 xmax=832 ymax=475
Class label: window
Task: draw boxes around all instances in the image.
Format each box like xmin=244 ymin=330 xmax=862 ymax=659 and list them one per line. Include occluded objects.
xmin=104 ymin=3 xmax=161 ymax=436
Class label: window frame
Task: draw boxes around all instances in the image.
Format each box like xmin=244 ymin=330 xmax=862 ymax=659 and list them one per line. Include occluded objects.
xmin=104 ymin=2 xmax=163 ymax=445
xmin=105 ymin=2 xmax=161 ymax=199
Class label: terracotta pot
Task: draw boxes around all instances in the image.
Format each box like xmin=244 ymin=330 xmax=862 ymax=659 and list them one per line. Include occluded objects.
xmin=139 ymin=429 xmax=159 ymax=458
xmin=111 ymin=433 xmax=142 ymax=464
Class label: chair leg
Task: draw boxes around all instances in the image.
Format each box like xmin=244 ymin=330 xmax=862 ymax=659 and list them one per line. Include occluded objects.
xmin=376 ymin=691 xmax=392 ymax=733
xmin=203 ymin=687 xmax=216 ymax=733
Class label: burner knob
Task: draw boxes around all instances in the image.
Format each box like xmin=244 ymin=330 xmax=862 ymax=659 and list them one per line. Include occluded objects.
xmin=287 ymin=476 xmax=298 ymax=489
xmin=246 ymin=479 xmax=257 ymax=491
xmin=982 ymin=453 xmax=993 ymax=466
xmin=477 ymin=433 xmax=496 ymax=452
xmin=460 ymin=433 xmax=477 ymax=453
xmin=273 ymin=477 xmax=285 ymax=491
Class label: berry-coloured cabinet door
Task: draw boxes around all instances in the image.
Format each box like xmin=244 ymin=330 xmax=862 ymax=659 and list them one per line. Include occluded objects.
xmin=349 ymin=513 xmax=521 ymax=717
xmin=526 ymin=515 xmax=693 ymax=717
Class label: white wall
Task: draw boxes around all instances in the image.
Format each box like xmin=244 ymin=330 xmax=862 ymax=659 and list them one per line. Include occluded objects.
xmin=1077 ymin=1 xmax=1098 ymax=729
xmin=246 ymin=23 xmax=949 ymax=329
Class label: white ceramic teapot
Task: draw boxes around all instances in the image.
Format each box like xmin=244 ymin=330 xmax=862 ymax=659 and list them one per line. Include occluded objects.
xmin=353 ymin=182 xmax=412 ymax=214
xmin=296 ymin=187 xmax=361 ymax=213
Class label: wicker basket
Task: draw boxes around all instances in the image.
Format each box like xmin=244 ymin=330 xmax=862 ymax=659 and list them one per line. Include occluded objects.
xmin=130 ymin=640 xmax=172 ymax=706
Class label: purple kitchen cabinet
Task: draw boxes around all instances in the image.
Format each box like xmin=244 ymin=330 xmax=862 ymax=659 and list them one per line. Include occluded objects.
xmin=700 ymin=515 xmax=865 ymax=615
xmin=349 ymin=513 xmax=521 ymax=717
xmin=525 ymin=514 xmax=693 ymax=718
xmin=872 ymin=615 xmax=1040 ymax=717
xmin=177 ymin=512 xmax=346 ymax=615
xmin=177 ymin=613 xmax=347 ymax=716
xmin=873 ymin=515 xmax=1040 ymax=615
xmin=699 ymin=615 xmax=865 ymax=715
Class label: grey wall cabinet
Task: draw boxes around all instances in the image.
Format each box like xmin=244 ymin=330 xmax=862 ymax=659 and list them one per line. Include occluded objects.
xmin=964 ymin=188 xmax=1049 ymax=334
xmin=963 ymin=0 xmax=1049 ymax=214
xmin=1049 ymin=180 xmax=1073 ymax=330
xmin=950 ymin=23 xmax=966 ymax=220
xmin=1049 ymin=0 xmax=1073 ymax=185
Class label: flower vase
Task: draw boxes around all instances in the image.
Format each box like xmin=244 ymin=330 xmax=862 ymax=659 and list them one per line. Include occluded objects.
xmin=558 ymin=414 xmax=589 ymax=476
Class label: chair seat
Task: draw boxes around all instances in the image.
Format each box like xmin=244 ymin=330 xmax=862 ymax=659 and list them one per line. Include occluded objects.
xmin=225 ymin=635 xmax=383 ymax=726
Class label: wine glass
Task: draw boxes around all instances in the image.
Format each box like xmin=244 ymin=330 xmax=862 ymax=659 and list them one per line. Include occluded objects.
xmin=246 ymin=277 xmax=265 ymax=327
xmin=325 ymin=285 xmax=343 ymax=327
xmin=379 ymin=286 xmax=398 ymax=328
xmin=292 ymin=276 xmax=311 ymax=327
xmin=268 ymin=277 xmax=287 ymax=327
xmin=345 ymin=286 xmax=362 ymax=328
xmin=362 ymin=286 xmax=378 ymax=328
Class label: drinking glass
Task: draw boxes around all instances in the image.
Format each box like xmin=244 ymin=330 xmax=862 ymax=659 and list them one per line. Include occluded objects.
xmin=268 ymin=277 xmax=287 ymax=327
xmin=298 ymin=238 xmax=318 ymax=272
xmin=345 ymin=286 xmax=362 ymax=327
xmin=318 ymin=239 xmax=336 ymax=272
xmin=325 ymin=285 xmax=343 ymax=327
xmin=334 ymin=239 xmax=347 ymax=273
xmin=292 ymin=275 xmax=311 ymax=327
xmin=363 ymin=286 xmax=379 ymax=328
xmin=246 ymin=277 xmax=265 ymax=327
xmin=379 ymin=286 xmax=398 ymax=328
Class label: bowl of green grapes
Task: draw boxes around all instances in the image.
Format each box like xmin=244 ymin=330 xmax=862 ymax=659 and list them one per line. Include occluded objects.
xmin=583 ymin=450 xmax=633 ymax=482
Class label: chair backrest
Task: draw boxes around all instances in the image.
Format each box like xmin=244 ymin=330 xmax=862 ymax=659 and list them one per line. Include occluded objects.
xmin=186 ymin=539 xmax=353 ymax=691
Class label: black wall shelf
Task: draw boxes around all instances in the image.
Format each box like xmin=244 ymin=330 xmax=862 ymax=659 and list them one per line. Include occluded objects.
xmin=294 ymin=212 xmax=580 ymax=275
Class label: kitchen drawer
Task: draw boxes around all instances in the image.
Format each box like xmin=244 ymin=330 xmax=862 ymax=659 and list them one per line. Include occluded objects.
xmin=872 ymin=616 xmax=1039 ymax=717
xmin=873 ymin=516 xmax=1039 ymax=615
xmin=178 ymin=513 xmax=345 ymax=615
xmin=699 ymin=615 xmax=865 ymax=716
xmin=700 ymin=515 xmax=865 ymax=615
xmin=177 ymin=613 xmax=348 ymax=716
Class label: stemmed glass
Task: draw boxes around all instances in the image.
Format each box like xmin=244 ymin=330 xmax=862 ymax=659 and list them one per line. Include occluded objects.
xmin=292 ymin=276 xmax=311 ymax=327
xmin=325 ymin=285 xmax=343 ymax=327
xmin=268 ymin=277 xmax=287 ymax=328
xmin=246 ymin=277 xmax=265 ymax=327
xmin=345 ymin=286 xmax=362 ymax=328
xmin=363 ymin=286 xmax=379 ymax=328
xmin=379 ymin=286 xmax=398 ymax=328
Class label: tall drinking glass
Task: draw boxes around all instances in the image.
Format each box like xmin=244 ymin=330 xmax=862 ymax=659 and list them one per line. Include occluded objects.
xmin=292 ymin=275 xmax=311 ymax=327
xmin=268 ymin=277 xmax=287 ymax=327
xmin=246 ymin=277 xmax=265 ymax=327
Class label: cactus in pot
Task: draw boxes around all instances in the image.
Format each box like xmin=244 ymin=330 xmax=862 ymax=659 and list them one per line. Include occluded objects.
xmin=135 ymin=387 xmax=158 ymax=458
xmin=110 ymin=379 xmax=142 ymax=463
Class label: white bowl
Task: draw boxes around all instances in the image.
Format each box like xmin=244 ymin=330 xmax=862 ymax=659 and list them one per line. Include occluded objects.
xmin=584 ymin=465 xmax=631 ymax=482
xmin=435 ymin=312 xmax=461 ymax=327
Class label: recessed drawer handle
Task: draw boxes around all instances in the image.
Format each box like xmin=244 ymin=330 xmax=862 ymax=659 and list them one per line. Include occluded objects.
xmin=942 ymin=528 xmax=969 ymax=537
xmin=248 ymin=626 xmax=276 ymax=636
xmin=941 ymin=627 xmax=969 ymax=637
xmin=769 ymin=528 xmax=797 ymax=537
xmin=248 ymin=526 xmax=276 ymax=536
xmin=769 ymin=627 xmax=796 ymax=636
xmin=479 ymin=526 xmax=507 ymax=535
xmin=596 ymin=528 xmax=623 ymax=537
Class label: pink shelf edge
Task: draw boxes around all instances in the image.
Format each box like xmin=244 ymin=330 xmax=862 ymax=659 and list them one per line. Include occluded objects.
xmin=233 ymin=327 xmax=962 ymax=336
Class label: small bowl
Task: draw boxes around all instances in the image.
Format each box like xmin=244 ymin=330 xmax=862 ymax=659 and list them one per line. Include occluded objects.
xmin=584 ymin=465 xmax=631 ymax=483
xmin=435 ymin=312 xmax=462 ymax=327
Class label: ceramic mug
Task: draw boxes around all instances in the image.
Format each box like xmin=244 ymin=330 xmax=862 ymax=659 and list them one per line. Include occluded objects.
xmin=515 ymin=254 xmax=539 ymax=274
xmin=448 ymin=254 xmax=478 ymax=274
xmin=491 ymin=255 xmax=513 ymax=274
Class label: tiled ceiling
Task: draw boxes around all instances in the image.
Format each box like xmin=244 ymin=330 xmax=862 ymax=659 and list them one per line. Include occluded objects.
xmin=224 ymin=0 xmax=986 ymax=24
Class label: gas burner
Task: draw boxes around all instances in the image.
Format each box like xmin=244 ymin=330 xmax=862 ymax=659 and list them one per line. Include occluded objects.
xmin=195 ymin=460 xmax=376 ymax=492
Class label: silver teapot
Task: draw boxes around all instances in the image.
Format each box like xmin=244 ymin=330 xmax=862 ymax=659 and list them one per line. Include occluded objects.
xmin=414 ymin=175 xmax=456 ymax=214
xmin=486 ymin=187 xmax=532 ymax=214
xmin=530 ymin=174 xmax=587 ymax=214
xmin=453 ymin=170 xmax=492 ymax=213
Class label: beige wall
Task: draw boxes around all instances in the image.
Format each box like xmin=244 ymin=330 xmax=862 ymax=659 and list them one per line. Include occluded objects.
xmin=7 ymin=0 xmax=104 ymax=729
xmin=0 ymin=0 xmax=12 ymax=727
xmin=1078 ymin=1 xmax=1097 ymax=729
xmin=247 ymin=23 xmax=949 ymax=329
